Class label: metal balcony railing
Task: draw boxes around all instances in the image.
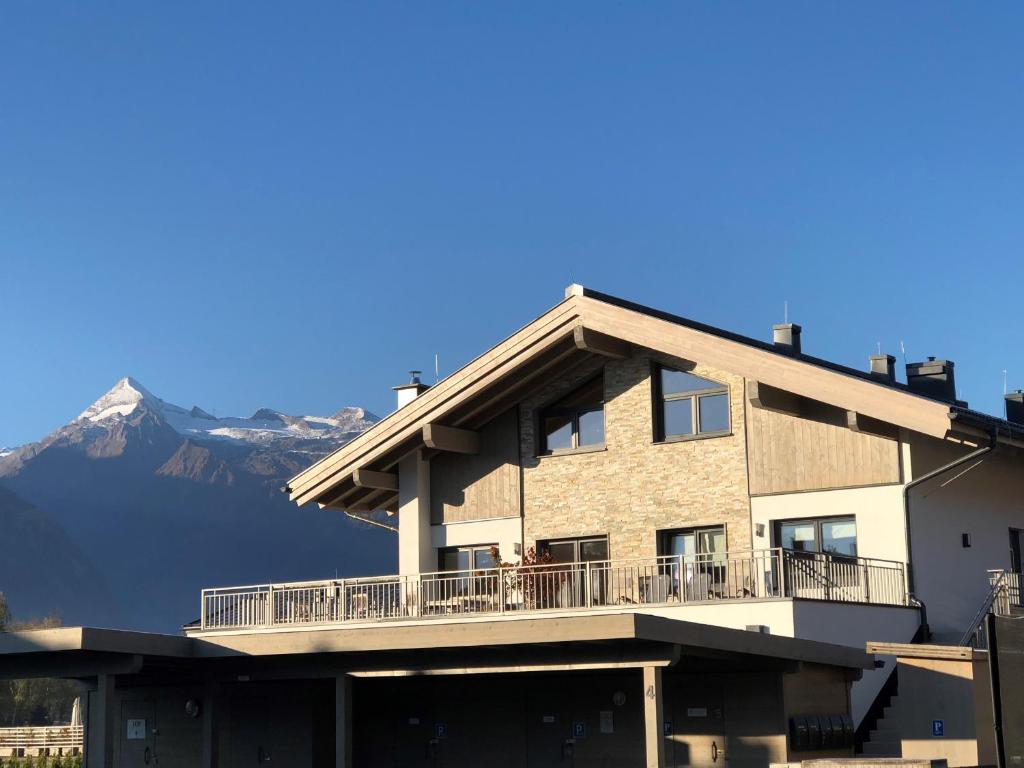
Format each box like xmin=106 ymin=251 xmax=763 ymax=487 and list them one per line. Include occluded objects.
xmin=198 ymin=548 xmax=909 ymax=631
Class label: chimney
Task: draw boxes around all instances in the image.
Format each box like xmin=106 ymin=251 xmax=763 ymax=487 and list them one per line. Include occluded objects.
xmin=393 ymin=370 xmax=429 ymax=410
xmin=1006 ymin=390 xmax=1024 ymax=425
xmin=905 ymin=358 xmax=957 ymax=403
xmin=869 ymin=354 xmax=897 ymax=384
xmin=772 ymin=323 xmax=802 ymax=355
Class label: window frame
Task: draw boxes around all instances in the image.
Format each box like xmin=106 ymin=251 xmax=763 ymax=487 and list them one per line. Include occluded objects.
xmin=652 ymin=363 xmax=731 ymax=443
xmin=773 ymin=515 xmax=858 ymax=558
xmin=438 ymin=544 xmax=499 ymax=574
xmin=538 ymin=534 xmax=610 ymax=564
xmin=538 ymin=374 xmax=606 ymax=456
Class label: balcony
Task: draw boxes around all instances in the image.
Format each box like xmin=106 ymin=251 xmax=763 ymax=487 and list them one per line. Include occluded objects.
xmin=195 ymin=548 xmax=909 ymax=633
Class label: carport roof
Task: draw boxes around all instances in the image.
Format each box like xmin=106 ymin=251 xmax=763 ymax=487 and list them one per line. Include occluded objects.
xmin=0 ymin=614 xmax=874 ymax=680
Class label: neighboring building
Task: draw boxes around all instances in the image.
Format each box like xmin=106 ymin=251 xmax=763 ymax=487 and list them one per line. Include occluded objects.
xmin=1 ymin=284 xmax=1022 ymax=767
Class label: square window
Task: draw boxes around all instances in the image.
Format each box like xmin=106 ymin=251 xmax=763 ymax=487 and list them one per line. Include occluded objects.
xmin=698 ymin=393 xmax=729 ymax=433
xmin=543 ymin=415 xmax=574 ymax=452
xmin=663 ymin=398 xmax=694 ymax=438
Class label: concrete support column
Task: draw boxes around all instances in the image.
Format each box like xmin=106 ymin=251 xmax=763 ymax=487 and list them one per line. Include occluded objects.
xmin=398 ymin=450 xmax=433 ymax=575
xmin=87 ymin=674 xmax=115 ymax=768
xmin=201 ymin=682 xmax=220 ymax=768
xmin=643 ymin=666 xmax=665 ymax=768
xmin=336 ymin=675 xmax=353 ymax=768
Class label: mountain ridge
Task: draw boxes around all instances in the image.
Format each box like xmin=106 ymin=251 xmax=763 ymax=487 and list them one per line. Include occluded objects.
xmin=0 ymin=376 xmax=395 ymax=631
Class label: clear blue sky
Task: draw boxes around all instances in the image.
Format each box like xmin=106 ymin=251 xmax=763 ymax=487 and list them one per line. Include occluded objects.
xmin=2 ymin=2 xmax=1023 ymax=447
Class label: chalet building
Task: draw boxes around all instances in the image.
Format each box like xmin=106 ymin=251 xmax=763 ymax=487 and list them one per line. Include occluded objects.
xmin=1 ymin=285 xmax=1022 ymax=767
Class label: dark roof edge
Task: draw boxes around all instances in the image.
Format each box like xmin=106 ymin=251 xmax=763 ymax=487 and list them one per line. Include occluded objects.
xmin=951 ymin=407 xmax=1024 ymax=442
xmin=581 ymin=286 xmax=1022 ymax=438
xmin=580 ymin=287 xmax=908 ymax=388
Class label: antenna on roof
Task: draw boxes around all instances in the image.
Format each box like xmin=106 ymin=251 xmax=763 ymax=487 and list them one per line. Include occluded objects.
xmin=1003 ymin=369 xmax=1008 ymax=395
xmin=784 ymin=300 xmax=789 ymax=324
xmin=899 ymin=340 xmax=908 ymax=368
xmin=435 ymin=353 xmax=440 ymax=383
xmin=877 ymin=341 xmax=882 ymax=356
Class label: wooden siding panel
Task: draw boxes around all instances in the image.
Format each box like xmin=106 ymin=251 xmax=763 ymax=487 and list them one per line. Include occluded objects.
xmin=748 ymin=406 xmax=900 ymax=495
xmin=430 ymin=409 xmax=521 ymax=524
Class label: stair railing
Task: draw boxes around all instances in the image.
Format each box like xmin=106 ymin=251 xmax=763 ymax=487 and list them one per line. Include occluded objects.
xmin=959 ymin=570 xmax=1009 ymax=648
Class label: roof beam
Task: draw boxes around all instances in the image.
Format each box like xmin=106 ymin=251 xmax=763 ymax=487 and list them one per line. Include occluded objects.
xmin=422 ymin=423 xmax=480 ymax=454
xmin=352 ymin=469 xmax=398 ymax=492
xmin=316 ymin=480 xmax=360 ymax=510
xmin=747 ymin=380 xmax=802 ymax=416
xmin=846 ymin=411 xmax=899 ymax=440
xmin=348 ymin=487 xmax=394 ymax=513
xmin=573 ymin=326 xmax=630 ymax=359
xmin=451 ymin=341 xmax=584 ymax=430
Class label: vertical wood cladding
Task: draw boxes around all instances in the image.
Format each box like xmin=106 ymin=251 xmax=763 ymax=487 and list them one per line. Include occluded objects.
xmin=430 ymin=408 xmax=521 ymax=524
xmin=747 ymin=404 xmax=900 ymax=495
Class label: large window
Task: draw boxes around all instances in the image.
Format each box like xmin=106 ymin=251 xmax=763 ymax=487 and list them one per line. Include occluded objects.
xmin=777 ymin=517 xmax=857 ymax=557
xmin=657 ymin=526 xmax=728 ymax=600
xmin=540 ymin=535 xmax=609 ymax=564
xmin=653 ymin=366 xmax=729 ymax=441
xmin=540 ymin=375 xmax=605 ymax=454
xmin=439 ymin=544 xmax=498 ymax=573
xmin=539 ymin=535 xmax=610 ymax=607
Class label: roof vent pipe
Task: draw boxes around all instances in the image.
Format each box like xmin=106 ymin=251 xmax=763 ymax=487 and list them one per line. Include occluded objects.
xmin=393 ymin=370 xmax=429 ymax=410
xmin=772 ymin=323 xmax=802 ymax=355
xmin=869 ymin=354 xmax=897 ymax=384
xmin=906 ymin=358 xmax=957 ymax=403
xmin=1006 ymin=390 xmax=1024 ymax=425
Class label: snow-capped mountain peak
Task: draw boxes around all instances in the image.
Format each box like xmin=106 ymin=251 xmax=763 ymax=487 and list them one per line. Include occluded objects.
xmin=78 ymin=376 xmax=162 ymax=422
xmin=73 ymin=376 xmax=378 ymax=448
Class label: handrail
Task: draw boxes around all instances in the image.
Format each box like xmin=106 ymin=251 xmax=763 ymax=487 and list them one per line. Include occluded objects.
xmin=0 ymin=724 xmax=84 ymax=749
xmin=200 ymin=549 xmax=905 ymax=594
xmin=959 ymin=570 xmax=1013 ymax=648
xmin=199 ymin=547 xmax=910 ymax=631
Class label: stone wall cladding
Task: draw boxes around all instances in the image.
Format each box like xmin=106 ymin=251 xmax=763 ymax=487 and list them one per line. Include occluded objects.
xmin=519 ymin=352 xmax=752 ymax=560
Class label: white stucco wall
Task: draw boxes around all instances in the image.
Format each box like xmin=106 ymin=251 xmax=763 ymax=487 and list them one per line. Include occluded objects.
xmin=750 ymin=484 xmax=908 ymax=565
xmin=908 ymin=438 xmax=1024 ymax=643
xmin=430 ymin=517 xmax=522 ymax=566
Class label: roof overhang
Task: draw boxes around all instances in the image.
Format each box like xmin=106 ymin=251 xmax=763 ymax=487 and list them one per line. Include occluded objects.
xmin=0 ymin=615 xmax=874 ymax=681
xmin=287 ymin=287 xmax=997 ymax=511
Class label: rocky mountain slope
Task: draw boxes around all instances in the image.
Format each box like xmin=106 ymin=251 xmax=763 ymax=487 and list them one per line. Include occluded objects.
xmin=0 ymin=484 xmax=114 ymax=627
xmin=0 ymin=378 xmax=395 ymax=632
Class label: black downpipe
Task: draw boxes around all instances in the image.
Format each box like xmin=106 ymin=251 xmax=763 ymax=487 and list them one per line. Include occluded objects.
xmin=987 ymin=611 xmax=1006 ymax=768
xmin=902 ymin=429 xmax=997 ymax=640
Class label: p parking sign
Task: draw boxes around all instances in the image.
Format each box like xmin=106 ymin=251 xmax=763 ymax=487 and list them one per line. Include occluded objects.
xmin=932 ymin=720 xmax=944 ymax=738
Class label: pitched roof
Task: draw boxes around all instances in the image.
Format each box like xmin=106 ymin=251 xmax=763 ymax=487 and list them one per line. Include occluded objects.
xmin=287 ymin=285 xmax=1021 ymax=511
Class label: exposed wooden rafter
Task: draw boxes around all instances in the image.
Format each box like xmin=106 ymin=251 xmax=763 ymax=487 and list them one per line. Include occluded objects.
xmin=747 ymin=380 xmax=802 ymax=416
xmin=353 ymin=469 xmax=399 ymax=491
xmin=846 ymin=411 xmax=899 ymax=440
xmin=573 ymin=325 xmax=631 ymax=359
xmin=422 ymin=424 xmax=480 ymax=454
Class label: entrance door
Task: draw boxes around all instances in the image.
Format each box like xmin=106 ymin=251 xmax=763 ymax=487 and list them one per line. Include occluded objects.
xmin=667 ymin=679 xmax=726 ymax=768
xmin=226 ymin=691 xmax=312 ymax=768
xmin=119 ymin=700 xmax=156 ymax=767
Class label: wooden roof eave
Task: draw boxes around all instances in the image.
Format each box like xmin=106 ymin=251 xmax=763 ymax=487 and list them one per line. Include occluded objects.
xmin=288 ymin=297 xmax=585 ymax=506
xmin=575 ymin=295 xmax=954 ymax=440
xmin=291 ymin=289 xmax=976 ymax=509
